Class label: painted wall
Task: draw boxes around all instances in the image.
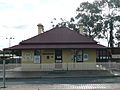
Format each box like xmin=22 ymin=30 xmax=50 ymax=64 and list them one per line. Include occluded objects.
xmin=21 ymin=49 xmax=96 ymax=64
xmin=83 ymin=49 xmax=96 ymax=62
xmin=41 ymin=49 xmax=55 ymax=63
xmin=62 ymin=49 xmax=96 ymax=63
xmin=22 ymin=49 xmax=55 ymax=64
xmin=62 ymin=49 xmax=74 ymax=63
xmin=22 ymin=50 xmax=34 ymax=64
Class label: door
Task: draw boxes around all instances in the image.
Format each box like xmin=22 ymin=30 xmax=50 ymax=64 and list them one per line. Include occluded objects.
xmin=55 ymin=49 xmax=62 ymax=69
xmin=55 ymin=49 xmax=62 ymax=63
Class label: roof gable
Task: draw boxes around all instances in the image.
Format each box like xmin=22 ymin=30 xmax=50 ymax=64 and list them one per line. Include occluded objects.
xmin=20 ymin=27 xmax=97 ymax=44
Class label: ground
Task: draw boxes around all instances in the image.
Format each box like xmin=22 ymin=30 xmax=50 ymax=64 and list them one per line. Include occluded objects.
xmin=0 ymin=77 xmax=120 ymax=90
xmin=1 ymin=84 xmax=120 ymax=90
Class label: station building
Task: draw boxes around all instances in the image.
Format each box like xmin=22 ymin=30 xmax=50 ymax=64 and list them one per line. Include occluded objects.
xmin=5 ymin=24 xmax=106 ymax=65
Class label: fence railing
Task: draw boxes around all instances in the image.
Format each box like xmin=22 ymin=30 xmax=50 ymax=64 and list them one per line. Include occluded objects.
xmin=0 ymin=62 xmax=120 ymax=71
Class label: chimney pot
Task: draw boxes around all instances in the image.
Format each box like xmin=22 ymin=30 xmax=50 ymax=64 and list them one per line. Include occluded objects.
xmin=79 ymin=23 xmax=84 ymax=35
xmin=37 ymin=23 xmax=44 ymax=34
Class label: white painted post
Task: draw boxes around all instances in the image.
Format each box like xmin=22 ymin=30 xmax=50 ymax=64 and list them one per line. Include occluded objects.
xmin=108 ymin=60 xmax=111 ymax=69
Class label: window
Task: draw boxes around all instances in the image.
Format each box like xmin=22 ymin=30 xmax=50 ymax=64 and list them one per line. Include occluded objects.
xmin=83 ymin=53 xmax=88 ymax=61
xmin=51 ymin=56 xmax=53 ymax=58
xmin=76 ymin=49 xmax=83 ymax=62
xmin=34 ymin=50 xmax=40 ymax=55
xmin=34 ymin=50 xmax=41 ymax=63
xmin=25 ymin=53 xmax=32 ymax=61
xmin=46 ymin=56 xmax=49 ymax=59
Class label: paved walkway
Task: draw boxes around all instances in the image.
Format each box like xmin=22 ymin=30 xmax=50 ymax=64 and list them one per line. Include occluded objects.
xmin=0 ymin=84 xmax=120 ymax=90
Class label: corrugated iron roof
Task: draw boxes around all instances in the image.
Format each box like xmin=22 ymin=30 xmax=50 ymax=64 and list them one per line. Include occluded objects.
xmin=20 ymin=27 xmax=97 ymax=44
xmin=4 ymin=27 xmax=106 ymax=50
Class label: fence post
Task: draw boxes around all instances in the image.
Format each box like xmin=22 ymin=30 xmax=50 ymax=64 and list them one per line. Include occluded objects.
xmin=67 ymin=63 xmax=68 ymax=71
xmin=108 ymin=60 xmax=111 ymax=70
xmin=0 ymin=54 xmax=11 ymax=88
xmin=3 ymin=59 xmax=6 ymax=88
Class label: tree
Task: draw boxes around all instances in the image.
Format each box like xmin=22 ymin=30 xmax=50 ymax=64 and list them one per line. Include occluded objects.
xmin=51 ymin=2 xmax=104 ymax=40
xmin=98 ymin=0 xmax=120 ymax=47
xmin=115 ymin=29 xmax=120 ymax=40
xmin=75 ymin=0 xmax=120 ymax=47
xmin=51 ymin=18 xmax=80 ymax=33
xmin=76 ymin=1 xmax=103 ymax=39
xmin=51 ymin=0 xmax=120 ymax=47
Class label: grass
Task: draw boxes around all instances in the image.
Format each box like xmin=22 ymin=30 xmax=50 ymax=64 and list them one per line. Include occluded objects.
xmin=0 ymin=86 xmax=7 ymax=88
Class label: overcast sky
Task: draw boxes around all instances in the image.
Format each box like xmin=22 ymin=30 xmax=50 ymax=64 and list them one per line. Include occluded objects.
xmin=0 ymin=0 xmax=107 ymax=50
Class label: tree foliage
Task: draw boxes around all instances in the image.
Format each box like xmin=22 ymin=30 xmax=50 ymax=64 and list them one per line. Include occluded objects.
xmin=100 ymin=0 xmax=120 ymax=47
xmin=51 ymin=0 xmax=120 ymax=47
xmin=76 ymin=0 xmax=120 ymax=47
xmin=51 ymin=18 xmax=80 ymax=33
xmin=76 ymin=1 xmax=103 ymax=39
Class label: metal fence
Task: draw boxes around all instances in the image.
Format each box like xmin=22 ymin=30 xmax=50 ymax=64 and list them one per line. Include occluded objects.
xmin=0 ymin=62 xmax=120 ymax=71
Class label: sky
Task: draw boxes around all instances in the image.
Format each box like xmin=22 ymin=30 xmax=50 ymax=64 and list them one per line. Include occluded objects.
xmin=0 ymin=0 xmax=107 ymax=50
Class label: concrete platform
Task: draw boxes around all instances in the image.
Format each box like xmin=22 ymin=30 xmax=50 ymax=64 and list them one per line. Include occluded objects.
xmin=0 ymin=70 xmax=114 ymax=78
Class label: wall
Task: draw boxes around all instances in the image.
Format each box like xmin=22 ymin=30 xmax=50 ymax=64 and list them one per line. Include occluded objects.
xmin=62 ymin=49 xmax=96 ymax=63
xmin=83 ymin=49 xmax=96 ymax=62
xmin=41 ymin=49 xmax=55 ymax=63
xmin=62 ymin=49 xmax=74 ymax=63
xmin=21 ymin=49 xmax=96 ymax=64
xmin=22 ymin=50 xmax=34 ymax=64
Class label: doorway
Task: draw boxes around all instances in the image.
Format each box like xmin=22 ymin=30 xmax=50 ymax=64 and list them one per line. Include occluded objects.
xmin=55 ymin=49 xmax=62 ymax=69
xmin=55 ymin=49 xmax=62 ymax=63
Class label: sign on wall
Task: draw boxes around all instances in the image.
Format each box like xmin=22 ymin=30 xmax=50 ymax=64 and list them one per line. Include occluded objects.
xmin=25 ymin=53 xmax=33 ymax=61
xmin=83 ymin=53 xmax=88 ymax=61
xmin=34 ymin=56 xmax=40 ymax=64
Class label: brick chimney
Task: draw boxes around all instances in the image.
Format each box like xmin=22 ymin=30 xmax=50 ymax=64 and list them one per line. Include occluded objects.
xmin=79 ymin=23 xmax=84 ymax=35
xmin=37 ymin=23 xmax=44 ymax=34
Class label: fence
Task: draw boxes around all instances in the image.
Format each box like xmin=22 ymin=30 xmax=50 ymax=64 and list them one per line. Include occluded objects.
xmin=0 ymin=62 xmax=120 ymax=71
